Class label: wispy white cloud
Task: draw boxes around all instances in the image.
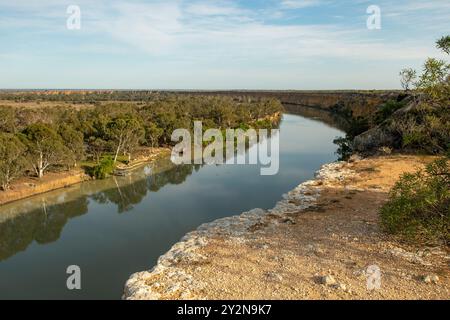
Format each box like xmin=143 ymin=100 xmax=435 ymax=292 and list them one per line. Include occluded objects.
xmin=1 ymin=0 xmax=444 ymax=61
xmin=0 ymin=0 xmax=448 ymax=89
xmin=85 ymin=0 xmax=436 ymax=62
xmin=184 ymin=1 xmax=245 ymax=16
xmin=389 ymin=0 xmax=450 ymax=12
xmin=101 ymin=2 xmax=183 ymax=54
xmin=358 ymin=0 xmax=450 ymax=22
xmin=280 ymin=0 xmax=324 ymax=9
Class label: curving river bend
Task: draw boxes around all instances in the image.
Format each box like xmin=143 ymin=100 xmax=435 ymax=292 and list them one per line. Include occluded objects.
xmin=0 ymin=112 xmax=343 ymax=299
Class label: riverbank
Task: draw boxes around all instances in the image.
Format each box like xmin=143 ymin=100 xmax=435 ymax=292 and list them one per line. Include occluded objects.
xmin=0 ymin=147 xmax=171 ymax=206
xmin=123 ymin=155 xmax=449 ymax=300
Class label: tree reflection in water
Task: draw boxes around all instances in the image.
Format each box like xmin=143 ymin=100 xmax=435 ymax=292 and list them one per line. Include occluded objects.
xmin=0 ymin=160 xmax=197 ymax=262
xmin=0 ymin=197 xmax=88 ymax=261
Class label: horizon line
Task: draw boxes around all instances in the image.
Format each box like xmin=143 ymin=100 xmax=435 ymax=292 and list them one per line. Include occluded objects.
xmin=0 ymin=88 xmax=402 ymax=92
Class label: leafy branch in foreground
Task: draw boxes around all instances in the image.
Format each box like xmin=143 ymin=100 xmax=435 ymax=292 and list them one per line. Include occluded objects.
xmin=436 ymin=35 xmax=450 ymax=55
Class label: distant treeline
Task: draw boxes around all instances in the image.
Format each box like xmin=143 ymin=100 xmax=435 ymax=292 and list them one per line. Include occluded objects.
xmin=0 ymin=94 xmax=283 ymax=190
xmin=0 ymin=90 xmax=175 ymax=103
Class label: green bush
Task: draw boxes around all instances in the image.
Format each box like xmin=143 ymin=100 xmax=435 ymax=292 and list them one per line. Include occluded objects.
xmin=91 ymin=156 xmax=115 ymax=179
xmin=380 ymin=157 xmax=450 ymax=244
xmin=347 ymin=116 xmax=370 ymax=139
xmin=374 ymin=100 xmax=406 ymax=125
xmin=390 ymin=103 xmax=450 ymax=154
xmin=402 ymin=130 xmax=427 ymax=149
xmin=333 ymin=136 xmax=353 ymax=161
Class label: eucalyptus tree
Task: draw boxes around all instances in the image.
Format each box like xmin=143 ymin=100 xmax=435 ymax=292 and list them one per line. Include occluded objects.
xmin=58 ymin=124 xmax=85 ymax=168
xmin=87 ymin=136 xmax=108 ymax=163
xmin=144 ymin=122 xmax=164 ymax=148
xmin=107 ymin=114 xmax=145 ymax=163
xmin=0 ymin=106 xmax=17 ymax=134
xmin=0 ymin=133 xmax=26 ymax=190
xmin=20 ymin=123 xmax=69 ymax=178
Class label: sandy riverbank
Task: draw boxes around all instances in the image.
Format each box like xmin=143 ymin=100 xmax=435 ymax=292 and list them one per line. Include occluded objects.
xmin=123 ymin=155 xmax=449 ymax=300
xmin=0 ymin=147 xmax=171 ymax=206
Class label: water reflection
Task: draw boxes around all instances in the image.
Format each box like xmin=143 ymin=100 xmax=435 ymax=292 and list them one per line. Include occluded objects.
xmin=91 ymin=162 xmax=199 ymax=214
xmin=0 ymin=197 xmax=88 ymax=261
xmin=0 ymin=158 xmax=197 ymax=262
xmin=283 ymin=104 xmax=349 ymax=133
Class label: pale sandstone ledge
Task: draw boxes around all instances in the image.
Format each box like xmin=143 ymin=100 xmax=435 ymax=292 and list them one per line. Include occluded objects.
xmin=123 ymin=155 xmax=449 ymax=300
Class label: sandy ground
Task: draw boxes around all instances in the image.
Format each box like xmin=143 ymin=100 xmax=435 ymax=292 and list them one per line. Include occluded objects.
xmin=124 ymin=155 xmax=449 ymax=300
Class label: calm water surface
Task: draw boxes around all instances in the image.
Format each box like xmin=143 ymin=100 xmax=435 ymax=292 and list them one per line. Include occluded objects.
xmin=0 ymin=113 xmax=343 ymax=299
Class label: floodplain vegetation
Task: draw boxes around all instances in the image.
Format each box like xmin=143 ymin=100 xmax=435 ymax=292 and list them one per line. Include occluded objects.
xmin=0 ymin=93 xmax=282 ymax=189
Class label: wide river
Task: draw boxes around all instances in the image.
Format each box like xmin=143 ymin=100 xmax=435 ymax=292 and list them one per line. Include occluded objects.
xmin=0 ymin=112 xmax=343 ymax=299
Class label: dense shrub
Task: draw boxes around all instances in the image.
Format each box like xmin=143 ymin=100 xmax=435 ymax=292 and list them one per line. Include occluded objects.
xmin=380 ymin=157 xmax=450 ymax=244
xmin=91 ymin=156 xmax=115 ymax=179
xmin=333 ymin=136 xmax=353 ymax=161
xmin=388 ymin=102 xmax=450 ymax=154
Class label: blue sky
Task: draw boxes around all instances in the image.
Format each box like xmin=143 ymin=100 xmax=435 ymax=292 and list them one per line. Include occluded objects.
xmin=0 ymin=0 xmax=449 ymax=89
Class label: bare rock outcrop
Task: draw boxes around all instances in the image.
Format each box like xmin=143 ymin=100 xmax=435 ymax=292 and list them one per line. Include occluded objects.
xmin=352 ymin=126 xmax=398 ymax=153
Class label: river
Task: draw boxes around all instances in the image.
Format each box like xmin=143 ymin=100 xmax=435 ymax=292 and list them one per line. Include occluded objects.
xmin=0 ymin=112 xmax=343 ymax=299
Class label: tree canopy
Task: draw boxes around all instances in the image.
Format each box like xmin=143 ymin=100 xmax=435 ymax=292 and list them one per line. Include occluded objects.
xmin=0 ymin=93 xmax=283 ymax=186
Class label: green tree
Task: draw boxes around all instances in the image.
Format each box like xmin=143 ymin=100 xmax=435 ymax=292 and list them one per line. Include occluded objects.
xmin=152 ymin=110 xmax=178 ymax=144
xmin=107 ymin=114 xmax=144 ymax=162
xmin=0 ymin=133 xmax=26 ymax=190
xmin=20 ymin=123 xmax=69 ymax=178
xmin=0 ymin=107 xmax=17 ymax=134
xmin=58 ymin=124 xmax=85 ymax=167
xmin=399 ymin=68 xmax=417 ymax=92
xmin=87 ymin=136 xmax=108 ymax=163
xmin=415 ymin=35 xmax=450 ymax=102
xmin=144 ymin=122 xmax=164 ymax=148
xmin=417 ymin=58 xmax=450 ymax=101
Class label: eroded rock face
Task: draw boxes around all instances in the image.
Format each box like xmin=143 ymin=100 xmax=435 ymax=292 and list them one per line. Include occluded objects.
xmin=352 ymin=100 xmax=420 ymax=154
xmin=353 ymin=126 xmax=398 ymax=153
xmin=122 ymin=162 xmax=353 ymax=300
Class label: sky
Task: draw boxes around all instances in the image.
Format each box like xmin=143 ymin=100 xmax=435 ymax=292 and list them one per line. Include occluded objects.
xmin=0 ymin=0 xmax=449 ymax=90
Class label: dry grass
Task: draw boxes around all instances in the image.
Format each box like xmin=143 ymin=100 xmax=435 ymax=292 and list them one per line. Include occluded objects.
xmin=0 ymin=170 xmax=89 ymax=206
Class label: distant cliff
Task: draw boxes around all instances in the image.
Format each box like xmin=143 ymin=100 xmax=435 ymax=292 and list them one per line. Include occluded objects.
xmin=173 ymin=90 xmax=401 ymax=119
